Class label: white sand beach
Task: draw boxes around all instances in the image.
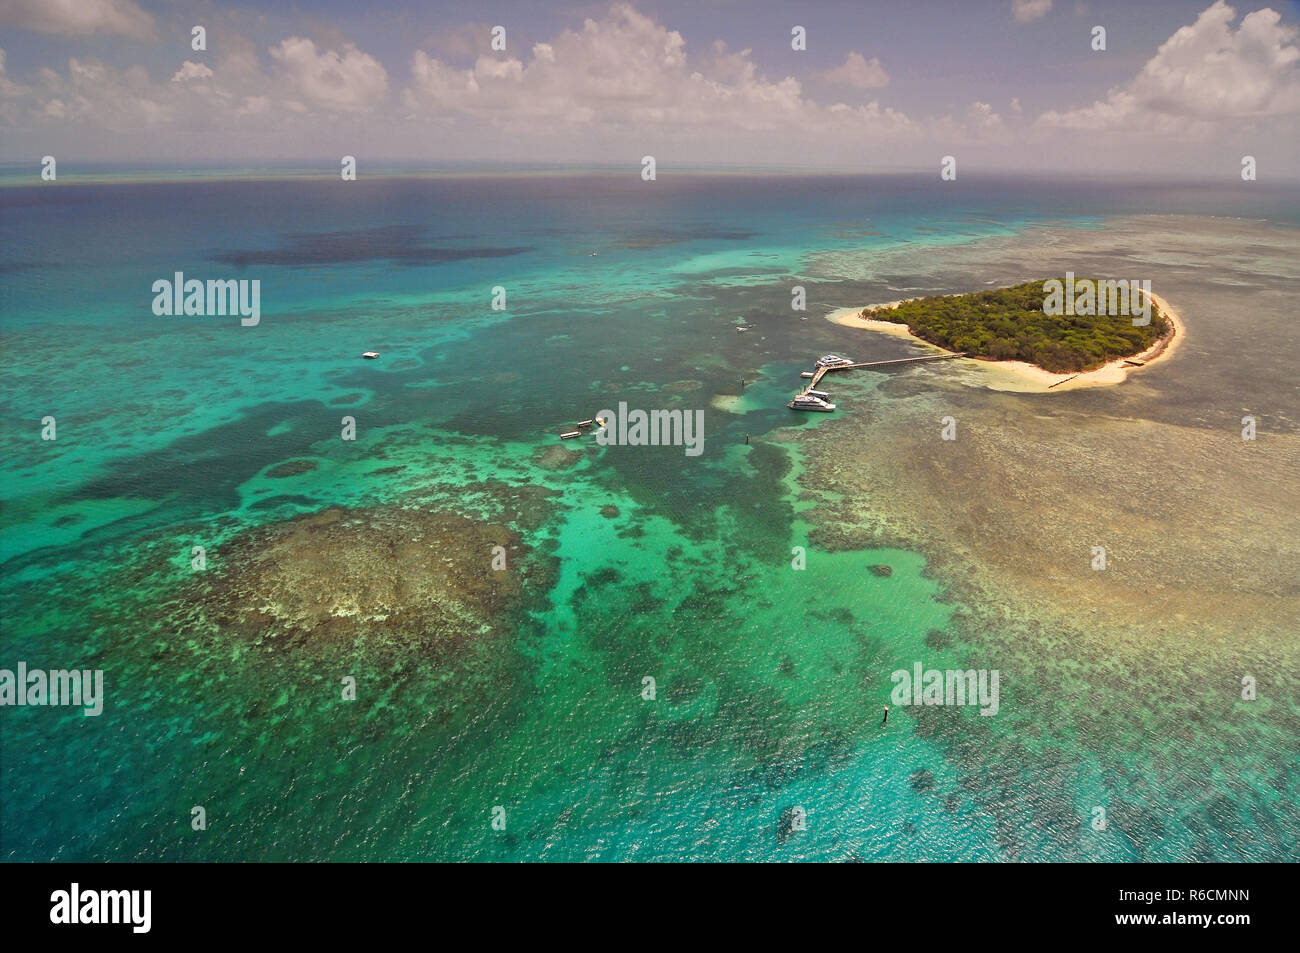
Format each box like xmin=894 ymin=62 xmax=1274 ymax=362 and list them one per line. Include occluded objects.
xmin=825 ymin=289 xmax=1186 ymax=393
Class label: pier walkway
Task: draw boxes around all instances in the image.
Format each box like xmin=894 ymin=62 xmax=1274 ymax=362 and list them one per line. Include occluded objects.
xmin=799 ymin=352 xmax=967 ymax=391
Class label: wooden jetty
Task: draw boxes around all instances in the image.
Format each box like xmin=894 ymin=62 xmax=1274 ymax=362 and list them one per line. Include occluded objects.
xmin=801 ymin=352 xmax=966 ymax=391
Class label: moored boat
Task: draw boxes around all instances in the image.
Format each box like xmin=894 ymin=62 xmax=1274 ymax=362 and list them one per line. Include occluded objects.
xmin=787 ymin=393 xmax=836 ymax=412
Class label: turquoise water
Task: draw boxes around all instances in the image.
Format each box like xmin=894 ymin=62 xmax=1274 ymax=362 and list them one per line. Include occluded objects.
xmin=2 ymin=173 xmax=1296 ymax=860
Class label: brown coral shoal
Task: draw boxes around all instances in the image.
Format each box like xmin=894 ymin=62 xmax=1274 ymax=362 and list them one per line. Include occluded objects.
xmin=201 ymin=505 xmax=547 ymax=653
xmin=265 ymin=459 xmax=319 ymax=478
xmin=532 ymin=444 xmax=584 ymax=470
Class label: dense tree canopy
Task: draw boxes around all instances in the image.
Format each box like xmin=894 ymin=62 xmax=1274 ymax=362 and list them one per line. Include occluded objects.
xmin=863 ymin=280 xmax=1170 ymax=374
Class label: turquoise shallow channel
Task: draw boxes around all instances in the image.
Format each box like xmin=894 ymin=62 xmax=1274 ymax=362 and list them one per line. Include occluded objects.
xmin=2 ymin=172 xmax=1297 ymax=861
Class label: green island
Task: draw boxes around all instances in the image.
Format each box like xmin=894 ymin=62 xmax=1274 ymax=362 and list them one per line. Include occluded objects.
xmin=861 ymin=279 xmax=1171 ymax=373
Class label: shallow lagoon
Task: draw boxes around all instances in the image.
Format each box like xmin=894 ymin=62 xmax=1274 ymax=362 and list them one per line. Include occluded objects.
xmin=2 ymin=175 xmax=1296 ymax=860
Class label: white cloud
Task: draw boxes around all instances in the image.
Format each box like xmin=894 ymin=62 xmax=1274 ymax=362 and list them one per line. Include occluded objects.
xmin=0 ymin=4 xmax=1015 ymax=161
xmin=0 ymin=48 xmax=28 ymax=124
xmin=0 ymin=48 xmax=21 ymax=95
xmin=235 ymin=95 xmax=271 ymax=117
xmin=823 ymin=51 xmax=890 ymax=89
xmin=1012 ymin=0 xmax=1053 ymax=24
xmin=928 ymin=101 xmax=1008 ymax=141
xmin=172 ymin=62 xmax=215 ymax=84
xmin=2 ymin=29 xmax=391 ymax=137
xmin=968 ymin=101 xmax=1004 ymax=130
xmin=1038 ymin=1 xmax=1300 ymax=134
xmin=0 ymin=0 xmax=155 ymax=41
xmin=27 ymin=56 xmax=170 ymax=125
xmin=401 ymin=3 xmax=904 ymax=141
xmin=4 ymin=0 xmax=1291 ymax=173
xmin=269 ymin=37 xmax=389 ymax=113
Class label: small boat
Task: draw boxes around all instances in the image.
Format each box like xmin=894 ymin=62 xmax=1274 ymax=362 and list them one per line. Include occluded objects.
xmin=735 ymin=325 xmax=749 ymax=333
xmin=362 ymin=351 xmax=380 ymax=359
xmin=788 ymin=393 xmax=836 ymax=412
xmin=560 ymin=430 xmax=582 ymax=440
xmin=575 ymin=419 xmax=595 ymax=429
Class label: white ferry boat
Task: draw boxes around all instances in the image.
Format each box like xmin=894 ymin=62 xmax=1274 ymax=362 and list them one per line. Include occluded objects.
xmin=815 ymin=354 xmax=854 ymax=369
xmin=788 ymin=393 xmax=836 ymax=412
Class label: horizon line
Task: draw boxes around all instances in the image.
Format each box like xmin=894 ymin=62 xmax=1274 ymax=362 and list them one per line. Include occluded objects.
xmin=4 ymin=160 xmax=1298 ymax=188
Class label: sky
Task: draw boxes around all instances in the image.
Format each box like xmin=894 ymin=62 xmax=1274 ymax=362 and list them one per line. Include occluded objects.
xmin=1 ymin=0 xmax=1297 ymax=176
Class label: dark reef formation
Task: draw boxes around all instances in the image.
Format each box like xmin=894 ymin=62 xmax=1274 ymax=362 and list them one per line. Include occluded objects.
xmin=196 ymin=504 xmax=550 ymax=657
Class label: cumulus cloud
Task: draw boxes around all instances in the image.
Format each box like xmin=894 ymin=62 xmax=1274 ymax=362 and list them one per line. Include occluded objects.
xmin=171 ymin=61 xmax=215 ymax=84
xmin=0 ymin=0 xmax=155 ymax=41
xmin=26 ymin=57 xmax=170 ymax=126
xmin=403 ymin=5 xmax=805 ymax=129
xmin=0 ymin=3 xmax=1010 ymax=163
xmin=1037 ymin=1 xmax=1300 ymax=133
xmin=270 ymin=37 xmax=389 ymax=112
xmin=401 ymin=2 xmax=910 ymax=143
xmin=0 ymin=48 xmax=28 ymax=124
xmin=928 ymin=101 xmax=1008 ymax=142
xmin=6 ymin=0 xmax=1288 ymax=172
xmin=967 ymin=101 xmax=1005 ymax=131
xmin=0 ymin=48 xmax=20 ymax=93
xmin=823 ymin=51 xmax=890 ymax=89
xmin=0 ymin=27 xmax=392 ymax=141
xmin=1012 ymin=0 xmax=1053 ymax=23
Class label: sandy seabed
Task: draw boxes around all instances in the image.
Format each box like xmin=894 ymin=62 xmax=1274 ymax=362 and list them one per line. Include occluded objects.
xmin=789 ymin=216 xmax=1300 ymax=859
